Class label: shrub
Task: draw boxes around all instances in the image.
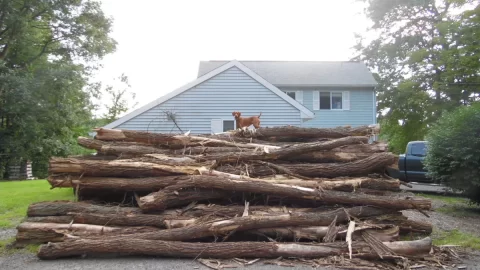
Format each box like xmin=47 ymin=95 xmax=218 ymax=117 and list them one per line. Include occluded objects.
xmin=424 ymin=103 xmax=480 ymax=204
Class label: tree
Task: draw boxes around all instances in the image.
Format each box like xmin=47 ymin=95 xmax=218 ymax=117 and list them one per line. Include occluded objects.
xmin=354 ymin=0 xmax=480 ymax=153
xmin=0 ymin=0 xmax=116 ymax=178
xmin=102 ymin=74 xmax=138 ymax=123
xmin=424 ymin=102 xmax=480 ymax=204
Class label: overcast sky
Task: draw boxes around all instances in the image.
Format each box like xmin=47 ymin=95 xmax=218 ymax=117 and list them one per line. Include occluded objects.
xmin=94 ymin=0 xmax=371 ymax=116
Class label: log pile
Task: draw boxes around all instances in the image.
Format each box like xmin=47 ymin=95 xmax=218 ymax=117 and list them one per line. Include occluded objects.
xmin=15 ymin=125 xmax=438 ymax=268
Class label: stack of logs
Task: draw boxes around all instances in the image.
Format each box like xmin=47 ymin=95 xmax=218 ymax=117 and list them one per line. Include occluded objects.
xmin=16 ymin=125 xmax=435 ymax=267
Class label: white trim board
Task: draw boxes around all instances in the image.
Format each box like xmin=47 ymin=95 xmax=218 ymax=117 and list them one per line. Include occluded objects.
xmin=104 ymin=60 xmax=315 ymax=129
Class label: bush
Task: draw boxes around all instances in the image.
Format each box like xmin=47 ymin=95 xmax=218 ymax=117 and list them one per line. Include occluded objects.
xmin=424 ymin=103 xmax=480 ymax=204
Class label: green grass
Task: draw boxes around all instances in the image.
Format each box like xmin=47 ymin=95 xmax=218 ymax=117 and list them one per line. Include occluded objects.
xmin=0 ymin=180 xmax=74 ymax=228
xmin=433 ymin=229 xmax=480 ymax=250
xmin=417 ymin=193 xmax=468 ymax=204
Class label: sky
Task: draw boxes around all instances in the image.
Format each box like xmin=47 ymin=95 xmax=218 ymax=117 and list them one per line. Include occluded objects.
xmin=94 ymin=0 xmax=371 ymax=116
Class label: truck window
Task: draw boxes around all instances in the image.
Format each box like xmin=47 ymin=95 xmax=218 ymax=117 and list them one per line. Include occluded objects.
xmin=411 ymin=143 xmax=427 ymax=157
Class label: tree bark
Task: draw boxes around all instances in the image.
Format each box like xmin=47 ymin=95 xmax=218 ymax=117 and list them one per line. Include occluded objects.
xmin=47 ymin=174 xmax=400 ymax=192
xmin=246 ymin=225 xmax=399 ymax=242
xmin=93 ymin=128 xmax=280 ymax=150
xmin=139 ymin=176 xmax=430 ymax=211
xmin=231 ymin=125 xmax=378 ymax=140
xmin=197 ymin=136 xmax=369 ymax=163
xmin=27 ymin=201 xmax=144 ymax=217
xmin=37 ymin=237 xmax=432 ymax=260
xmin=217 ymin=153 xmax=397 ymax=178
xmin=65 ymin=206 xmax=393 ymax=242
xmin=368 ymin=214 xmax=433 ymax=234
xmin=49 ymin=158 xmax=201 ymax=177
xmin=16 ymin=222 xmax=160 ymax=244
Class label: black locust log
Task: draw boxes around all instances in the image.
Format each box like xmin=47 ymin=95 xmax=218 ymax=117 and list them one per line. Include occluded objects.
xmin=138 ymin=176 xmax=430 ymax=211
xmin=69 ymin=206 xmax=393 ymax=242
xmin=15 ymin=222 xmax=160 ymax=244
xmin=48 ymin=158 xmax=201 ymax=177
xmin=47 ymin=174 xmax=400 ymax=192
xmin=37 ymin=237 xmax=431 ymax=260
xmin=198 ymin=136 xmax=369 ymax=163
xmin=231 ymin=125 xmax=378 ymax=140
xmin=93 ymin=128 xmax=280 ymax=150
xmin=218 ymin=152 xmax=397 ymax=178
xmin=27 ymin=201 xmax=143 ymax=217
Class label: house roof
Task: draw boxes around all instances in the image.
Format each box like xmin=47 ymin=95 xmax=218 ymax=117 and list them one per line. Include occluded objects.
xmin=104 ymin=60 xmax=315 ymax=129
xmin=197 ymin=61 xmax=378 ymax=87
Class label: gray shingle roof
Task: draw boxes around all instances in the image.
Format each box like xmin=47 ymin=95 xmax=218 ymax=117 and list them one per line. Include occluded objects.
xmin=197 ymin=61 xmax=378 ymax=87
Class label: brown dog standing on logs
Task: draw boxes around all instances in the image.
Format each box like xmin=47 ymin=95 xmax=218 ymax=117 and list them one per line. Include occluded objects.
xmin=232 ymin=111 xmax=262 ymax=129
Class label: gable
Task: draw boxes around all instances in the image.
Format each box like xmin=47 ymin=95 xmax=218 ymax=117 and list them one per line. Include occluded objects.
xmin=113 ymin=67 xmax=304 ymax=134
xmin=105 ymin=60 xmax=314 ymax=130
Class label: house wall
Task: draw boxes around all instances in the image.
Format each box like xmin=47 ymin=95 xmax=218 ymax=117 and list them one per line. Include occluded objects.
xmin=116 ymin=67 xmax=302 ymax=134
xmin=278 ymin=86 xmax=376 ymax=128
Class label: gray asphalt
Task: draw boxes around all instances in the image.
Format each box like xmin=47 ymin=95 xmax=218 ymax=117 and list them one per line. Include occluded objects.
xmin=0 ymin=253 xmax=333 ymax=270
xmin=400 ymin=182 xmax=460 ymax=195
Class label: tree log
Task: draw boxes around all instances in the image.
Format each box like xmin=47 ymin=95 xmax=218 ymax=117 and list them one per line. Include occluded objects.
xmin=139 ymin=176 xmax=430 ymax=211
xmin=93 ymin=128 xmax=280 ymax=150
xmin=68 ymin=206 xmax=393 ymax=242
xmin=197 ymin=136 xmax=369 ymax=163
xmin=218 ymin=152 xmax=397 ymax=178
xmin=47 ymin=173 xmax=400 ymax=193
xmin=247 ymin=225 xmax=399 ymax=242
xmin=15 ymin=222 xmax=160 ymax=244
xmin=49 ymin=158 xmax=201 ymax=177
xmin=368 ymin=214 xmax=433 ymax=234
xmin=37 ymin=237 xmax=432 ymax=260
xmin=27 ymin=201 xmax=144 ymax=217
xmin=231 ymin=125 xmax=377 ymax=140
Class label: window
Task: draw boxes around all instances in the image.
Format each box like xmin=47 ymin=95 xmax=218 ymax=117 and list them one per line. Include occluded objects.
xmin=223 ymin=120 xmax=235 ymax=132
xmin=411 ymin=142 xmax=428 ymax=157
xmin=320 ymin=92 xmax=331 ymax=109
xmin=314 ymin=91 xmax=350 ymax=110
xmin=284 ymin=91 xmax=296 ymax=100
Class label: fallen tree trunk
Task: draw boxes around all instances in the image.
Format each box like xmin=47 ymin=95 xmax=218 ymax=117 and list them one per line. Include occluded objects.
xmin=94 ymin=128 xmax=280 ymax=150
xmin=27 ymin=201 xmax=143 ymax=217
xmin=48 ymin=173 xmax=400 ymax=193
xmin=197 ymin=136 xmax=369 ymax=163
xmin=16 ymin=222 xmax=160 ymax=244
xmin=247 ymin=225 xmax=399 ymax=242
xmin=37 ymin=237 xmax=431 ymax=260
xmin=280 ymin=153 xmax=396 ymax=178
xmin=55 ymin=206 xmax=393 ymax=242
xmin=231 ymin=125 xmax=378 ymax=140
xmin=49 ymin=158 xmax=201 ymax=177
xmin=139 ymin=176 xmax=430 ymax=211
xmin=217 ymin=152 xmax=397 ymax=178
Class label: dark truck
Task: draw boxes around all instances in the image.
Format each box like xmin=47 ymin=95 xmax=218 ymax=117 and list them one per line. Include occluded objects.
xmin=397 ymin=141 xmax=432 ymax=183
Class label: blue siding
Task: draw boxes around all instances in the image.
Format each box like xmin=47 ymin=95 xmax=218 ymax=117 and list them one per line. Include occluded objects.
xmin=117 ymin=67 xmax=302 ymax=134
xmin=279 ymin=87 xmax=375 ymax=128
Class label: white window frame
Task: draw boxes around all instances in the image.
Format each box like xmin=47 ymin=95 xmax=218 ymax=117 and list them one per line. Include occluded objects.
xmin=314 ymin=91 xmax=350 ymax=111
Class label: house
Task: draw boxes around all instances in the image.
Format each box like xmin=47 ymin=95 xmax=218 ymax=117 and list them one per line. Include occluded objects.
xmin=104 ymin=60 xmax=378 ymax=134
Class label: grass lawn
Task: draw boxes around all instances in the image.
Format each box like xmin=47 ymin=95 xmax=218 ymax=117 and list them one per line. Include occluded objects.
xmin=0 ymin=180 xmax=74 ymax=228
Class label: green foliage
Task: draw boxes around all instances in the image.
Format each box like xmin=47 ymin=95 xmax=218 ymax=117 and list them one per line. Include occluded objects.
xmin=424 ymin=103 xmax=480 ymax=203
xmin=0 ymin=0 xmax=117 ymax=179
xmin=354 ymin=0 xmax=480 ymax=152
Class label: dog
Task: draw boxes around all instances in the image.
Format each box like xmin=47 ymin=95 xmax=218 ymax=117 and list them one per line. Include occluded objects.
xmin=232 ymin=111 xmax=262 ymax=129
